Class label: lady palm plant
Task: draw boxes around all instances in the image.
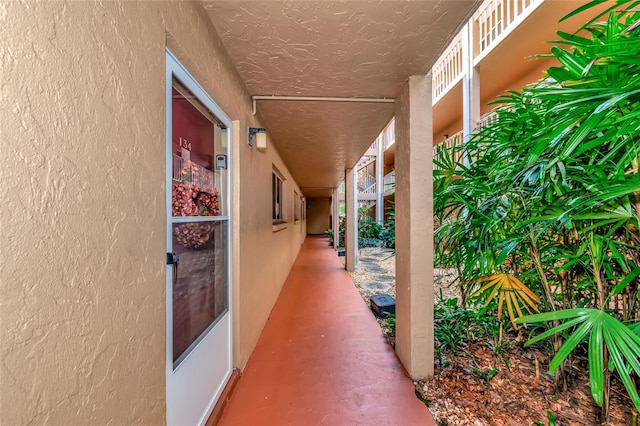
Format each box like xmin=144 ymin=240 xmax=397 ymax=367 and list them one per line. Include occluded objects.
xmin=434 ymin=0 xmax=640 ymax=419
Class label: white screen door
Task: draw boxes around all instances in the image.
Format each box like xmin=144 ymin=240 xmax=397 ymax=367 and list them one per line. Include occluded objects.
xmin=165 ymin=50 xmax=232 ymax=425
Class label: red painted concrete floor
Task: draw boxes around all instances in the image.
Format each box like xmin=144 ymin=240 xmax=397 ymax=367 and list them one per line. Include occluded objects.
xmin=218 ymin=236 xmax=435 ymax=426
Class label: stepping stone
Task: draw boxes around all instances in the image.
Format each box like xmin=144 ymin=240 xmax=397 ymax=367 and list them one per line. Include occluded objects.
xmin=361 ymin=282 xmax=392 ymax=291
xmin=372 ymin=275 xmax=395 ymax=282
xmin=358 ymin=257 xmax=378 ymax=263
xmin=370 ymin=251 xmax=393 ymax=258
xmin=364 ymin=265 xmax=386 ymax=273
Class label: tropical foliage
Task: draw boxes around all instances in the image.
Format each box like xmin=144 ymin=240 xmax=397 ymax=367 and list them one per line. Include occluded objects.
xmin=358 ymin=211 xmax=396 ymax=249
xmin=433 ymin=0 xmax=640 ymax=419
xmin=326 ymin=210 xmax=395 ymax=249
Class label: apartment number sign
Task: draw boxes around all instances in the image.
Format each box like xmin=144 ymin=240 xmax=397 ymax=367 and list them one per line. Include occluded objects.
xmin=179 ymin=137 xmax=192 ymax=151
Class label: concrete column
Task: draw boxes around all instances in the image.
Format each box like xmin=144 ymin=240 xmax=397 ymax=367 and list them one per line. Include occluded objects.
xmin=345 ymin=167 xmax=358 ymax=272
xmin=376 ymin=136 xmax=384 ymax=223
xmin=462 ymin=21 xmax=480 ymax=155
xmin=394 ymin=74 xmax=434 ymax=379
xmin=332 ymin=189 xmax=339 ymax=250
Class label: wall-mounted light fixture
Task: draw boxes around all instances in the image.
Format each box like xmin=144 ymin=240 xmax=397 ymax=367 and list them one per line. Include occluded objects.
xmin=248 ymin=127 xmax=267 ymax=150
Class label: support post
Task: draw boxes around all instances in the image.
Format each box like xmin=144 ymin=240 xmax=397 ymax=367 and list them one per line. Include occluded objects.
xmin=462 ymin=21 xmax=481 ymax=153
xmin=376 ymin=135 xmax=384 ymax=223
xmin=345 ymin=167 xmax=358 ymax=272
xmin=332 ymin=188 xmax=339 ymax=250
xmin=394 ymin=74 xmax=434 ymax=379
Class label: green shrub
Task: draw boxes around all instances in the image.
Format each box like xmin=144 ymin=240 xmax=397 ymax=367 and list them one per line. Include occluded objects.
xmin=379 ymin=210 xmax=395 ymax=249
xmin=433 ymin=2 xmax=640 ymax=416
xmin=434 ymin=296 xmax=500 ymax=365
xmin=326 ymin=229 xmax=334 ymax=246
xmin=359 ymin=219 xmax=383 ymax=239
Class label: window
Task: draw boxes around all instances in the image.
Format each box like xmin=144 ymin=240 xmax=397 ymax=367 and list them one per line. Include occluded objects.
xmin=294 ymin=191 xmax=300 ymax=221
xmin=272 ymin=170 xmax=284 ymax=223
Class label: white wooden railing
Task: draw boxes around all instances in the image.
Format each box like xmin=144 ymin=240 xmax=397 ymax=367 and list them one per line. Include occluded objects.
xmin=431 ymin=109 xmax=499 ymax=170
xmin=474 ymin=0 xmax=541 ymax=59
xmin=383 ymin=119 xmax=395 ymax=150
xmin=432 ymin=32 xmax=463 ymax=102
xmin=431 ymin=109 xmax=499 ymax=169
xmin=433 ymin=130 xmax=464 ymax=170
xmin=383 ymin=171 xmax=395 ymax=195
xmin=357 ymin=170 xmax=376 ymax=194
xmin=431 ymin=0 xmax=543 ymax=101
xmin=476 ymin=109 xmax=500 ymax=129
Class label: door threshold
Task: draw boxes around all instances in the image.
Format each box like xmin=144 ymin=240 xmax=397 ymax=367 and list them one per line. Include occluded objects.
xmin=205 ymin=368 xmax=242 ymax=426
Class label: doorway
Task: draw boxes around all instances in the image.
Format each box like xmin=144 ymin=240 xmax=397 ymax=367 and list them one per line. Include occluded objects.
xmin=165 ymin=50 xmax=232 ymax=425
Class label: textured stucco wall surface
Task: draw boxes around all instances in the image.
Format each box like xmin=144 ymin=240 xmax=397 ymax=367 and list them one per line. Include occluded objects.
xmin=1 ymin=2 xmax=167 ymax=423
xmin=0 ymin=1 xmax=303 ymax=423
xmin=306 ymin=199 xmax=330 ymax=235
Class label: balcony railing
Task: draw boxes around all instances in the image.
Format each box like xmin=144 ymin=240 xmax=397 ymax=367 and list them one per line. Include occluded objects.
xmin=432 ymin=32 xmax=463 ymax=102
xmin=368 ymin=137 xmax=379 ymax=152
xmin=433 ymin=130 xmax=464 ymax=170
xmin=383 ymin=171 xmax=395 ymax=195
xmin=383 ymin=119 xmax=395 ymax=150
xmin=357 ymin=170 xmax=376 ymax=194
xmin=476 ymin=109 xmax=499 ymax=129
xmin=474 ymin=0 xmax=542 ymax=60
xmin=431 ymin=109 xmax=500 ymax=170
xmin=430 ymin=0 xmax=543 ymax=101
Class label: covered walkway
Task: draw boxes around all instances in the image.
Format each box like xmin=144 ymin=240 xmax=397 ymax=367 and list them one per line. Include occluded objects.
xmin=218 ymin=236 xmax=434 ymax=425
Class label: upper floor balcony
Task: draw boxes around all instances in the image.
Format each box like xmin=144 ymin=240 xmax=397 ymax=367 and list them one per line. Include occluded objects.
xmin=431 ymin=0 xmax=604 ymax=104
xmin=432 ymin=0 xmax=546 ymax=104
xmin=431 ymin=0 xmax=592 ymax=143
xmin=473 ymin=0 xmax=542 ymax=64
xmin=432 ymin=32 xmax=463 ymax=105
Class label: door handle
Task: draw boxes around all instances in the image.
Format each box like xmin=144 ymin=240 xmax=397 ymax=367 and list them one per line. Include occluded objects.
xmin=166 ymin=253 xmax=179 ymax=265
xmin=167 ymin=252 xmax=179 ymax=285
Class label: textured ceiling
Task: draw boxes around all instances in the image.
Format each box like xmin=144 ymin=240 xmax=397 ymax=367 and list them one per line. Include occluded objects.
xmin=204 ymin=1 xmax=480 ymax=197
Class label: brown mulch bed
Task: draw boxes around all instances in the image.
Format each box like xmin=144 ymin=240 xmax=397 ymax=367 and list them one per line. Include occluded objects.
xmin=418 ymin=341 xmax=635 ymax=425
xmin=346 ymin=248 xmax=638 ymax=426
